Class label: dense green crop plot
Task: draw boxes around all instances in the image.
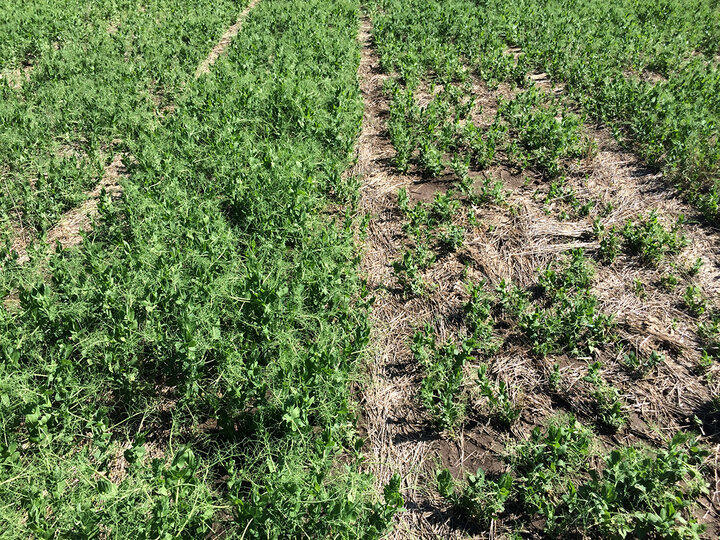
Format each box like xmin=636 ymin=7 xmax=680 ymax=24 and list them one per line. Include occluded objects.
xmin=0 ymin=0 xmax=401 ymax=536
xmin=0 ymin=0 xmax=247 ymax=238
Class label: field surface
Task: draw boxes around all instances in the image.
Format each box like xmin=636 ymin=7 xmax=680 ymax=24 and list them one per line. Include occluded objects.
xmin=1 ymin=0 xmax=719 ymax=538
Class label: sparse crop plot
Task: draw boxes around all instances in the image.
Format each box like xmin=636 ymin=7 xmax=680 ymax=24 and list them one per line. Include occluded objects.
xmin=1 ymin=0 xmax=719 ymax=537
xmin=361 ymin=0 xmax=720 ymax=537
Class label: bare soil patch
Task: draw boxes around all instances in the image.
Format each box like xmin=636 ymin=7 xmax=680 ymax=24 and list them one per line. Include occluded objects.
xmin=0 ymin=64 xmax=32 ymax=90
xmin=11 ymin=153 xmax=126 ymax=264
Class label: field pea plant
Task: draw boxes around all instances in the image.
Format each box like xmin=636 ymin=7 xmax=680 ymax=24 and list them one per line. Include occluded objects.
xmin=438 ymin=418 xmax=709 ymax=539
xmin=0 ymin=0 xmax=405 ymax=537
xmin=372 ymin=0 xmax=719 ymax=536
xmin=411 ymin=253 xmax=623 ymax=434
xmin=0 ymin=0 xmax=247 ymax=237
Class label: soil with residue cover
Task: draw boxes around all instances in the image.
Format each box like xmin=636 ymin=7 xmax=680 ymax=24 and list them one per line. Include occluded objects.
xmin=356 ymin=0 xmax=720 ymax=537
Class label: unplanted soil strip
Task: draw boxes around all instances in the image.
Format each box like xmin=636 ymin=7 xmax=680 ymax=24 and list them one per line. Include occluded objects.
xmin=354 ymin=14 xmax=438 ymax=538
xmin=195 ymin=0 xmax=260 ymax=77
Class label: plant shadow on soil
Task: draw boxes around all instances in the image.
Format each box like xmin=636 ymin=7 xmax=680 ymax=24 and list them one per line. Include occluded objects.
xmin=692 ymin=400 xmax=720 ymax=442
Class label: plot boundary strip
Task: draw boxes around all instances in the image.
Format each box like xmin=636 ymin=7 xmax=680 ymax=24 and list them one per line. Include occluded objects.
xmin=353 ymin=12 xmax=432 ymax=537
xmin=195 ymin=0 xmax=260 ymax=77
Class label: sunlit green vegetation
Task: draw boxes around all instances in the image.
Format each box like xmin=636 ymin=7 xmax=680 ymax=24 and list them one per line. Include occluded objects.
xmin=0 ymin=0 xmax=402 ymax=536
xmin=0 ymin=0 xmax=247 ymax=236
xmin=372 ymin=0 xmax=720 ymax=220
xmin=494 ymin=0 xmax=720 ymax=222
xmin=439 ymin=418 xmax=709 ymax=538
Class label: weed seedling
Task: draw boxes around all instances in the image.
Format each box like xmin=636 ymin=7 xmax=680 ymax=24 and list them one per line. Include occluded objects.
xmin=518 ymin=250 xmax=615 ymax=356
xmin=698 ymin=311 xmax=720 ymax=369
xmin=598 ymin=227 xmax=621 ymax=264
xmin=621 ymin=350 xmax=665 ymax=376
xmin=430 ymin=191 xmax=460 ymax=225
xmin=558 ymin=432 xmax=708 ymax=538
xmin=419 ymin=140 xmax=445 ymax=177
xmin=632 ymin=278 xmax=646 ymax=298
xmin=659 ymin=272 xmax=679 ymax=291
xmin=438 ymin=224 xmax=465 ymax=251
xmin=463 ymin=280 xmax=498 ymax=354
xmin=451 ymin=152 xmax=470 ymax=181
xmin=599 ymin=201 xmax=614 ymax=217
xmin=688 ymin=257 xmax=704 ymax=277
xmin=393 ymin=246 xmax=434 ymax=297
xmin=622 ymin=211 xmax=687 ymax=265
xmin=508 ymin=415 xmax=593 ymax=517
xmin=548 ymin=363 xmax=562 ymax=392
xmin=697 ymin=350 xmax=714 ymax=372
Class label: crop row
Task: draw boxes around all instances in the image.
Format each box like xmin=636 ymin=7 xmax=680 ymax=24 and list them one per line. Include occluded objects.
xmin=493 ymin=0 xmax=720 ymax=221
xmin=373 ymin=0 xmax=720 ymax=221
